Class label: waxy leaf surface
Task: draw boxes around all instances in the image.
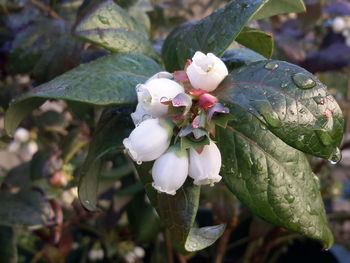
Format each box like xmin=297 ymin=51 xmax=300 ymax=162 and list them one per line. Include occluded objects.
xmin=215 ymin=60 xmax=344 ymax=160
xmin=5 ymin=53 xmax=161 ymax=135
xmin=236 ymin=27 xmax=274 ymax=58
xmin=162 ymin=0 xmax=270 ymax=71
xmin=74 ymin=0 xmax=158 ymax=59
xmin=217 ymin=105 xmax=333 ymax=248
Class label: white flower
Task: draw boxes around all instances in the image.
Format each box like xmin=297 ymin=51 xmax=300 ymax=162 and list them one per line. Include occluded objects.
xmin=152 ymin=147 xmax=189 ymax=195
xmin=189 ymin=141 xmax=222 ymax=185
xmin=123 ymin=118 xmax=173 ymax=163
xmin=136 ymin=78 xmax=184 ymax=117
xmin=146 ymin=71 xmax=173 ymax=83
xmin=186 ymin=51 xmax=228 ymax=92
xmin=130 ymin=104 xmax=153 ymax=126
xmin=14 ymin=127 xmax=30 ymax=142
xmin=333 ymin=17 xmax=346 ymax=33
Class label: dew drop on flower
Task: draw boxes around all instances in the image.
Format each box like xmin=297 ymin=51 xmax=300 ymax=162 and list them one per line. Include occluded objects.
xmin=160 ymin=97 xmax=169 ymax=103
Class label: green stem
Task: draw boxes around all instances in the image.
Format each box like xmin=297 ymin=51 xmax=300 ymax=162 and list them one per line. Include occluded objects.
xmin=164 ymin=230 xmax=174 ymax=263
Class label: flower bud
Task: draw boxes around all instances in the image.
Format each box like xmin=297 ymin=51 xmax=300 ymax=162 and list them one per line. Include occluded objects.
xmin=137 ymin=78 xmax=184 ymax=117
xmin=189 ymin=141 xmax=222 ymax=185
xmin=130 ymin=104 xmax=153 ymax=126
xmin=199 ymin=93 xmax=218 ymax=111
xmin=123 ymin=118 xmax=173 ymax=163
xmin=152 ymin=147 xmax=189 ymax=195
xmin=186 ymin=51 xmax=228 ymax=92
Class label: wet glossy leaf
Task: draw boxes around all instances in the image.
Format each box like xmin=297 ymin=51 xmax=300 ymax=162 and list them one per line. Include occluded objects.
xmin=78 ymin=107 xmax=133 ymax=211
xmin=6 ymin=18 xmax=65 ymax=74
xmin=217 ymin=105 xmax=334 ymax=248
xmin=215 ymin=60 xmax=344 ymax=160
xmin=32 ymin=34 xmax=82 ymax=83
xmin=162 ymin=0 xmax=270 ymax=71
xmin=0 ymin=189 xmax=53 ymax=226
xmin=236 ymin=27 xmax=274 ymax=58
xmin=253 ymin=0 xmax=306 ymax=20
xmin=221 ymin=48 xmax=266 ymax=71
xmin=74 ymin=0 xmax=158 ymax=59
xmin=5 ymin=53 xmax=161 ymax=135
xmin=137 ymin=163 xmax=225 ymax=253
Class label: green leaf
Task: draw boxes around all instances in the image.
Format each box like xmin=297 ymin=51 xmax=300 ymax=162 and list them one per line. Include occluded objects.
xmin=6 ymin=17 xmax=82 ymax=78
xmin=0 ymin=226 xmax=17 ymax=263
xmin=0 ymin=189 xmax=53 ymax=227
xmin=5 ymin=53 xmax=161 ymax=135
xmin=32 ymin=33 xmax=82 ymax=83
xmin=74 ymin=0 xmax=158 ymax=59
xmin=221 ymin=48 xmax=266 ymax=71
xmin=236 ymin=27 xmax=274 ymax=58
xmin=136 ymin=163 xmax=225 ymax=253
xmin=253 ymin=0 xmax=306 ymax=20
xmin=6 ymin=18 xmax=60 ymax=74
xmin=126 ymin=192 xmax=161 ymax=243
xmin=161 ymin=0 xmax=270 ymax=71
xmin=215 ymin=60 xmax=344 ymax=160
xmin=217 ymin=105 xmax=333 ymax=248
xmin=78 ymin=107 xmax=134 ymax=211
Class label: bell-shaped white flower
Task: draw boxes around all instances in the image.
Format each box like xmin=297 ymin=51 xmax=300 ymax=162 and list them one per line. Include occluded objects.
xmin=131 ymin=104 xmax=153 ymax=126
xmin=152 ymin=147 xmax=189 ymax=195
xmin=186 ymin=51 xmax=228 ymax=92
xmin=146 ymin=71 xmax=173 ymax=83
xmin=189 ymin=141 xmax=222 ymax=185
xmin=137 ymin=78 xmax=184 ymax=117
xmin=123 ymin=118 xmax=173 ymax=163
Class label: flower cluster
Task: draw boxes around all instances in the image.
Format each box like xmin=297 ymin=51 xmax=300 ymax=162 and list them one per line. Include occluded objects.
xmin=123 ymin=51 xmax=229 ymax=195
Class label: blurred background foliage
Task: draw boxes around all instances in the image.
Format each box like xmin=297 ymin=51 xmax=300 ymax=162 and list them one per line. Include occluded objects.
xmin=0 ymin=0 xmax=350 ymax=262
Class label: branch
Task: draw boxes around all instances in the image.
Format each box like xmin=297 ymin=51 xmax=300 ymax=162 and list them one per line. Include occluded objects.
xmin=29 ymin=0 xmax=65 ymax=21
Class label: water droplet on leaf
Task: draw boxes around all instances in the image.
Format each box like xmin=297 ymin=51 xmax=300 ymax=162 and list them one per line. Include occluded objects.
xmin=299 ymin=108 xmax=306 ymax=114
xmin=306 ymin=204 xmax=312 ymax=213
xmin=280 ymin=82 xmax=288 ymax=88
xmin=316 ymin=130 xmax=333 ymax=146
xmin=284 ymin=194 xmax=295 ymax=203
xmin=259 ymin=123 xmax=267 ymax=130
xmin=207 ymin=35 xmax=216 ymax=45
xmin=329 ymin=147 xmax=341 ymax=164
xmin=264 ymin=62 xmax=279 ymax=70
xmin=261 ymin=111 xmax=282 ymax=128
xmin=313 ymin=96 xmax=325 ymax=105
xmin=98 ymin=15 xmax=110 ymax=25
xmin=292 ymin=73 xmax=316 ymax=89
